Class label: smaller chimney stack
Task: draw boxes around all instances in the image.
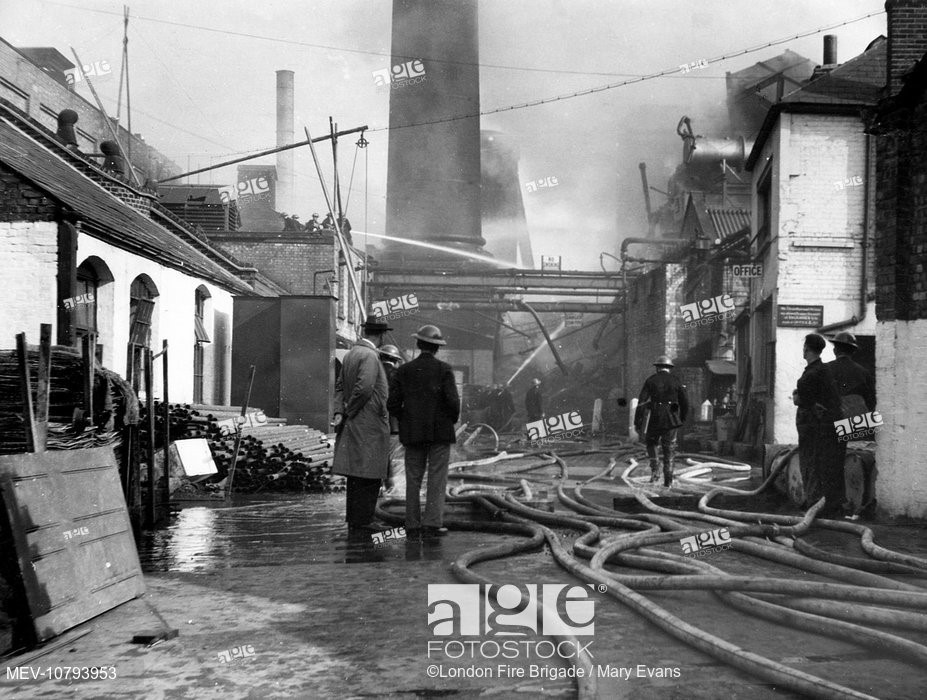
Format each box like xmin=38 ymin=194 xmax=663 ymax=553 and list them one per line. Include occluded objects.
xmin=886 ymin=0 xmax=927 ymax=96
xmin=276 ymin=70 xmax=295 ymax=217
xmin=823 ymin=35 xmax=837 ymax=65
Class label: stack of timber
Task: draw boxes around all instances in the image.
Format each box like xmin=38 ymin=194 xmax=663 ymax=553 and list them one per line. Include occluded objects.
xmin=137 ymin=403 xmax=342 ymax=493
xmin=0 ymin=345 xmax=133 ymax=455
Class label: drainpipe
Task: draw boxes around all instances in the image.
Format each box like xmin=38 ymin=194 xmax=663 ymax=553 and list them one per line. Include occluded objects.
xmin=515 ymin=300 xmax=569 ymax=376
xmin=818 ymin=133 xmax=871 ymax=335
xmin=619 ymin=237 xmax=690 ymax=403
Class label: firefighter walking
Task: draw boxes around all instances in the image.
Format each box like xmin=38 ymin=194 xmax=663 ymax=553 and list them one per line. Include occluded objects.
xmin=635 ymin=355 xmax=689 ymax=487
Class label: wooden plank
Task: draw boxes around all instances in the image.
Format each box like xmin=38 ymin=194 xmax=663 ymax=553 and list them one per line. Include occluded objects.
xmin=15 ymin=332 xmax=38 ymax=453
xmin=144 ymin=348 xmax=156 ymax=527
xmin=81 ymin=333 xmax=95 ymax=419
xmin=35 ymin=324 xmax=52 ymax=453
xmin=0 ymin=446 xmax=145 ymax=642
xmin=161 ymin=340 xmax=171 ymax=515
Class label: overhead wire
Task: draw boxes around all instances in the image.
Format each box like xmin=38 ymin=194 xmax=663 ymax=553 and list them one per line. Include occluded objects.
xmin=44 ymin=0 xmax=884 ymax=158
xmin=37 ymin=0 xmax=762 ymax=80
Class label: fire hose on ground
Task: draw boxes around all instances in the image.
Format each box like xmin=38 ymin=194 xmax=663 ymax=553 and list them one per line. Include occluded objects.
xmin=375 ymin=441 xmax=927 ymax=699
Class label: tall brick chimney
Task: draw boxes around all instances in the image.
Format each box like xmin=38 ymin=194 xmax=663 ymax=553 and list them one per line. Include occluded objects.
xmin=383 ymin=0 xmax=485 ymax=266
xmin=886 ymin=0 xmax=927 ymax=95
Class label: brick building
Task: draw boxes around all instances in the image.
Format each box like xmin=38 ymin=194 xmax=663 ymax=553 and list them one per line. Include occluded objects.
xmin=743 ymin=36 xmax=883 ymax=444
xmin=0 ymin=98 xmax=282 ymax=405
xmin=208 ymin=228 xmax=363 ymax=348
xmin=866 ymin=0 xmax=927 ymax=518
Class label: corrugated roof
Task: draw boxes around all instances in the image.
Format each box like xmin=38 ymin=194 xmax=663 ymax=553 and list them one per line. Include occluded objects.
xmin=0 ymin=117 xmax=251 ymax=293
xmin=782 ymin=37 xmax=886 ymax=107
xmin=706 ymin=208 xmax=751 ymax=240
xmin=726 ymin=49 xmax=816 ymax=94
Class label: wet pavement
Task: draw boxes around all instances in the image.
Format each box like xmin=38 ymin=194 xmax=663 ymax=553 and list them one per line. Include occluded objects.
xmin=1 ymin=449 xmax=926 ymax=698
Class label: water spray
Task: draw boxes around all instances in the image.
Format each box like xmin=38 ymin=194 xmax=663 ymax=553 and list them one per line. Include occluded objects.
xmin=354 ymin=230 xmax=517 ymax=268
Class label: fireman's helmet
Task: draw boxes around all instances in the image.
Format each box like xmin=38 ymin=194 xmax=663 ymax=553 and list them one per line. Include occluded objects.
xmin=412 ymin=325 xmax=447 ymax=346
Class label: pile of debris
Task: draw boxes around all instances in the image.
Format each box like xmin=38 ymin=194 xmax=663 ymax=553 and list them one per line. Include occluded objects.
xmin=139 ymin=403 xmax=342 ymax=493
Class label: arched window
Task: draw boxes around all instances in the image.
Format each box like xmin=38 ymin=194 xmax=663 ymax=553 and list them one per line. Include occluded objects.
xmin=129 ymin=275 xmax=158 ymax=347
xmin=193 ymin=286 xmax=211 ymax=404
xmin=128 ymin=275 xmax=159 ymax=391
xmin=75 ymin=260 xmax=99 ymax=340
xmin=74 ymin=257 xmax=115 ymax=364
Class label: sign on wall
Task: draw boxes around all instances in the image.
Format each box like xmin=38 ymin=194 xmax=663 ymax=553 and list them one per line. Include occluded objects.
xmin=777 ymin=305 xmax=823 ymax=328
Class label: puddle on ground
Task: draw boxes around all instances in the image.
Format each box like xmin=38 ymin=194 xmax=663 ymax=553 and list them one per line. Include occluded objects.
xmin=137 ymin=492 xmax=469 ymax=572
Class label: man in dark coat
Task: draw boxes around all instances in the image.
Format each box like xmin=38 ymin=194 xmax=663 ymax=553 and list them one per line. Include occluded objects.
xmin=387 ymin=325 xmax=460 ymax=536
xmin=525 ymin=378 xmax=544 ymax=422
xmin=826 ymin=332 xmax=876 ymax=414
xmin=793 ymin=333 xmax=844 ymax=518
xmin=826 ymin=331 xmax=876 ymax=517
xmin=332 ymin=316 xmax=392 ymax=534
xmin=635 ymin=355 xmax=689 ymax=487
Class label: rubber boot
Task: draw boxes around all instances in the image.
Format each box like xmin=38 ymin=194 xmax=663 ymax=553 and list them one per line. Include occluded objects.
xmin=663 ymin=445 xmax=675 ymax=488
xmin=649 ymin=458 xmax=661 ymax=483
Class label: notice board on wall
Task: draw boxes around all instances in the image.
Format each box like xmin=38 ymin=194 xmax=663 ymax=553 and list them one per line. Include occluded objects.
xmin=776 ymin=305 xmax=823 ymax=328
xmin=0 ymin=446 xmax=145 ymax=642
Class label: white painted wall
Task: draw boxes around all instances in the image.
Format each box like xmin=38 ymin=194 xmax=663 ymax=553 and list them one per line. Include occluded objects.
xmin=75 ymin=232 xmax=236 ymax=403
xmin=875 ymin=320 xmax=927 ymax=519
xmin=0 ymin=221 xmax=58 ymax=345
xmin=752 ymin=113 xmax=876 ymax=443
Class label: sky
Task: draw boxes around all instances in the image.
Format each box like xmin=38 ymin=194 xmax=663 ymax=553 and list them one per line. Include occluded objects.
xmin=1 ymin=0 xmax=887 ymax=270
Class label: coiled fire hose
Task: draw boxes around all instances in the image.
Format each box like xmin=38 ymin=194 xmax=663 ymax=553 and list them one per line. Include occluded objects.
xmin=376 ymin=441 xmax=927 ymax=699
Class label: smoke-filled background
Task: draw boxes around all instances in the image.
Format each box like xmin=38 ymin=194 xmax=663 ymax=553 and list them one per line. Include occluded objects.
xmin=2 ymin=0 xmax=885 ymax=268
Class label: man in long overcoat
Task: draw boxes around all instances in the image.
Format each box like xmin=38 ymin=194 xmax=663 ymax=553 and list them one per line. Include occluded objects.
xmin=635 ymin=355 xmax=689 ymax=487
xmin=793 ymin=333 xmax=844 ymax=517
xmin=387 ymin=325 xmax=460 ymax=536
xmin=332 ymin=316 xmax=391 ymax=533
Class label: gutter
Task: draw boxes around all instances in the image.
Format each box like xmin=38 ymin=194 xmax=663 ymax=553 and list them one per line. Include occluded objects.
xmin=818 ymin=132 xmax=871 ymax=335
